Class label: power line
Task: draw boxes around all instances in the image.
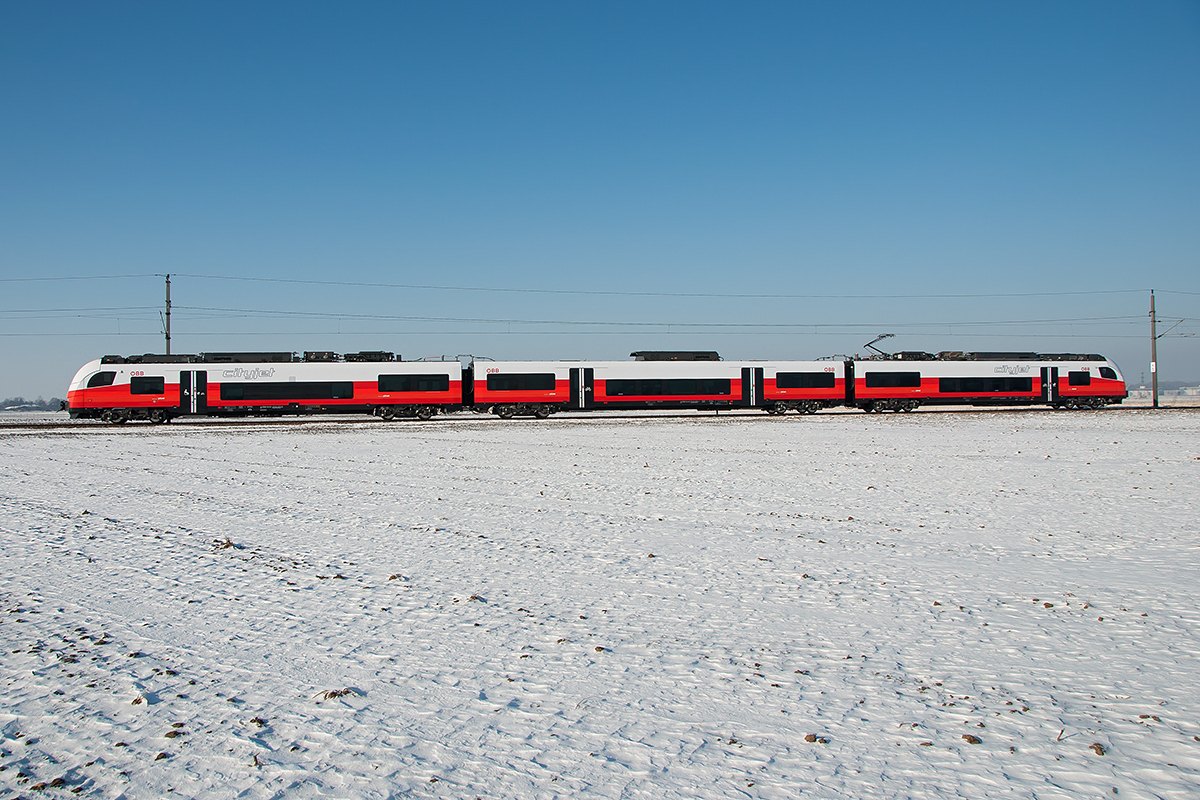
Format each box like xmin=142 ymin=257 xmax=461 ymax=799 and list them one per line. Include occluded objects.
xmin=4 ymin=304 xmax=1148 ymax=327
xmin=171 ymin=305 xmax=1147 ymax=329
xmin=6 ymin=272 xmax=1196 ymax=300
xmin=0 ymin=331 xmax=1164 ymax=339
xmin=172 ymin=273 xmax=1155 ymax=300
xmin=0 ymin=307 xmax=158 ymax=314
xmin=0 ymin=275 xmax=159 ymax=283
xmin=0 ymin=308 xmax=1157 ymax=331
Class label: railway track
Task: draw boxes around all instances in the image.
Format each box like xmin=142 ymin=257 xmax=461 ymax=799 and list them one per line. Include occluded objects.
xmin=0 ymin=404 xmax=1186 ymax=434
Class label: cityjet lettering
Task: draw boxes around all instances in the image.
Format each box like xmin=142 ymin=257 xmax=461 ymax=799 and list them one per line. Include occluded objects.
xmin=993 ymin=365 xmax=1032 ymax=375
xmin=221 ymin=368 xmax=276 ymax=380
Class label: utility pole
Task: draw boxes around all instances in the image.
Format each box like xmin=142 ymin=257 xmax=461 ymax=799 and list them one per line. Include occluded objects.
xmin=165 ymin=274 xmax=172 ymax=355
xmin=1150 ymin=288 xmax=1158 ymax=409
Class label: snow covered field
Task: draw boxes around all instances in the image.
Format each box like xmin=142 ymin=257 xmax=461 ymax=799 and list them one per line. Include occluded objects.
xmin=2 ymin=409 xmax=1198 ymax=799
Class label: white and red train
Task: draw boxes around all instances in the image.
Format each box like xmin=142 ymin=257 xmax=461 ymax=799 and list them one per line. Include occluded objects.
xmin=66 ymin=349 xmax=1127 ymax=424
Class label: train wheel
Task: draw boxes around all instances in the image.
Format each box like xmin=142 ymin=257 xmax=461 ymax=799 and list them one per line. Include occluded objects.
xmin=534 ymin=404 xmax=552 ymax=419
xmin=149 ymin=409 xmax=168 ymax=424
xmin=416 ymin=406 xmax=434 ymax=420
xmin=770 ymin=401 xmax=788 ymax=415
xmin=496 ymin=405 xmax=515 ymax=420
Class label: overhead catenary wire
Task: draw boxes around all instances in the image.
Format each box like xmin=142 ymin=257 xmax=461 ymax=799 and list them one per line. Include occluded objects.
xmin=0 ymin=274 xmax=160 ymax=283
xmin=168 ymin=274 xmax=1165 ymax=300
xmin=2 ymin=277 xmax=1194 ymax=352
xmin=0 ymin=306 xmax=159 ymax=314
xmin=0 ymin=330 xmax=1163 ymax=339
xmin=0 ymin=272 xmax=1183 ymax=300
xmin=170 ymin=306 xmax=1149 ymax=329
xmin=0 ymin=302 xmax=1159 ymax=328
xmin=0 ymin=307 xmax=1174 ymax=332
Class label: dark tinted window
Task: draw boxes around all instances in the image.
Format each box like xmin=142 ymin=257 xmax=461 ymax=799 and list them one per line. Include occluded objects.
xmin=486 ymin=373 xmax=556 ymax=392
xmin=607 ymin=379 xmax=659 ymax=396
xmin=378 ymin=374 xmax=450 ymax=393
xmin=1068 ymin=371 xmax=1091 ymax=386
xmin=776 ymin=372 xmax=836 ymax=389
xmin=864 ymin=372 xmax=921 ymax=388
xmin=87 ymin=371 xmax=116 ymax=388
xmin=220 ymin=381 xmax=354 ymax=401
xmin=130 ymin=376 xmax=165 ymax=395
xmin=606 ymin=378 xmax=732 ymax=396
xmin=1099 ymin=367 xmax=1117 ymax=380
xmin=668 ymin=378 xmax=730 ymax=395
xmin=938 ymin=377 xmax=1033 ymax=393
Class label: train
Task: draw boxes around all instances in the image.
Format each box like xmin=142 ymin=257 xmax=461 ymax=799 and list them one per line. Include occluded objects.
xmin=65 ymin=348 xmax=1128 ymax=424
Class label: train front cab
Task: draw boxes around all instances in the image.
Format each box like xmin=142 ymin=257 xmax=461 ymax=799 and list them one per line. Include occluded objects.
xmin=1042 ymin=359 xmax=1127 ymax=409
xmin=849 ymin=356 xmax=1127 ymax=412
xmin=66 ymin=359 xmax=181 ymax=423
xmin=67 ymin=357 xmax=466 ymax=423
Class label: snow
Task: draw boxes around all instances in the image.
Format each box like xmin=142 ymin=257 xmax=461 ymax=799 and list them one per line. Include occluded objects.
xmin=2 ymin=408 xmax=1199 ymax=798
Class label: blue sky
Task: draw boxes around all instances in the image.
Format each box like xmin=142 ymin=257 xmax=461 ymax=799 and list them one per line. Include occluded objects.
xmin=2 ymin=1 xmax=1198 ymax=399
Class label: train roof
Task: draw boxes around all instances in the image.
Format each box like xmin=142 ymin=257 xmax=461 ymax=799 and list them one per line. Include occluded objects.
xmin=863 ymin=351 xmax=1108 ymax=362
xmin=100 ymin=351 xmax=401 ymax=365
xmin=630 ymin=351 xmax=721 ymax=361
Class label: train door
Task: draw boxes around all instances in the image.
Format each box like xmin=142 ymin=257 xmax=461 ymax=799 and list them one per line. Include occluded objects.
xmin=180 ymin=370 xmax=208 ymax=415
xmin=461 ymin=366 xmax=474 ymax=406
xmin=569 ymin=367 xmax=594 ymax=409
xmin=740 ymin=367 xmax=764 ymax=408
xmin=1040 ymin=367 xmax=1059 ymax=405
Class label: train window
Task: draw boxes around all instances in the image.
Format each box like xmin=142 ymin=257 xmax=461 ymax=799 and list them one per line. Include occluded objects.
xmin=938 ymin=377 xmax=1033 ymax=393
xmin=666 ymin=378 xmax=730 ymax=395
xmin=219 ymin=381 xmax=355 ymax=401
xmin=378 ymin=374 xmax=450 ymax=393
xmin=605 ymin=378 xmax=731 ymax=396
xmin=486 ymin=373 xmax=556 ymax=392
xmin=1068 ymin=371 xmax=1091 ymax=386
xmin=864 ymin=372 xmax=921 ymax=388
xmin=1099 ymin=367 xmax=1117 ymax=380
xmin=606 ymin=379 xmax=659 ymax=396
xmin=776 ymin=372 xmax=836 ymax=389
xmin=130 ymin=376 xmax=165 ymax=395
xmin=87 ymin=371 xmax=116 ymax=388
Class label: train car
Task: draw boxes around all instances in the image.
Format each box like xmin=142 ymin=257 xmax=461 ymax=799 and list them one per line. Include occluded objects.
xmin=849 ymin=352 xmax=1127 ymax=412
xmin=474 ymin=352 xmax=753 ymax=418
xmin=66 ymin=351 xmax=464 ymax=423
xmin=759 ymin=361 xmax=848 ymax=414
xmin=471 ymin=361 xmax=572 ymax=418
xmin=473 ymin=353 xmax=849 ymax=417
xmin=588 ymin=358 xmax=746 ymax=411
